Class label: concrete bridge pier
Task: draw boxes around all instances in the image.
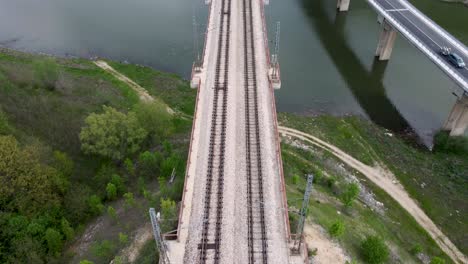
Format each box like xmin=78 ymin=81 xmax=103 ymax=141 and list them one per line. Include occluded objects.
xmin=337 ymin=0 xmax=350 ymax=12
xmin=443 ymin=94 xmax=468 ymax=136
xmin=375 ymin=19 xmax=397 ymax=61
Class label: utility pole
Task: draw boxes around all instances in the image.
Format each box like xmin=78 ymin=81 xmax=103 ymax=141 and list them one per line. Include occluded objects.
xmin=294 ymin=174 xmax=313 ymax=252
xmin=271 ymin=21 xmax=281 ymax=78
xmin=149 ymin=208 xmax=171 ymax=264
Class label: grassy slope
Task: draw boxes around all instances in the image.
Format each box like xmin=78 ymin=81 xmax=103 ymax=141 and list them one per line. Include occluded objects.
xmin=107 ymin=61 xmax=196 ymax=116
xmin=0 ymin=48 xmax=193 ymax=263
xmin=279 ymin=113 xmax=467 ymax=257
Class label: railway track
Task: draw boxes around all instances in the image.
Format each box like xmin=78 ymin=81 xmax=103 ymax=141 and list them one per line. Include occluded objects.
xmin=198 ymin=0 xmax=231 ymax=261
xmin=243 ymin=0 xmax=268 ymax=262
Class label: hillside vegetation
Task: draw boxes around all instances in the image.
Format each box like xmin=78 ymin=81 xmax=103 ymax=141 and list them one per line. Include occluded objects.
xmin=0 ymin=49 xmax=194 ymax=263
xmin=279 ymin=113 xmax=467 ymax=262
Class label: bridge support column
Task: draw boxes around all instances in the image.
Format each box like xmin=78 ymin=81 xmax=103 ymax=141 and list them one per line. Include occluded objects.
xmin=337 ymin=0 xmax=350 ymax=11
xmin=375 ymin=19 xmax=397 ymax=61
xmin=443 ymin=95 xmax=468 ymax=136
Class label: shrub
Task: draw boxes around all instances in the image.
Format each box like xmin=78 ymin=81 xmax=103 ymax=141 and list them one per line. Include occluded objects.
xmin=106 ymin=183 xmax=117 ymax=201
xmin=124 ymin=192 xmax=136 ymax=208
xmin=118 ymin=232 xmax=128 ymax=244
xmin=44 ymin=228 xmax=62 ymax=255
xmin=138 ymin=151 xmax=162 ymax=179
xmin=79 ymin=260 xmax=94 ymax=264
xmin=292 ymin=174 xmax=299 ymax=185
xmin=107 ymin=206 xmax=117 ymax=220
xmin=124 ymin=158 xmax=135 ymax=176
xmin=430 ymin=257 xmax=446 ymax=264
xmin=88 ymin=195 xmax=104 ymax=215
xmin=91 ymin=240 xmax=115 ymax=259
xmin=160 ymin=198 xmax=177 ymax=232
xmin=111 ymin=174 xmax=125 ymax=194
xmin=360 ymin=235 xmax=389 ymax=264
xmin=329 ymin=220 xmax=345 ymax=238
xmin=60 ymin=218 xmax=74 ymax=240
xmin=341 ymin=182 xmax=360 ymax=207
xmin=410 ymin=244 xmax=423 ymax=255
xmin=433 ymin=130 xmax=468 ymax=155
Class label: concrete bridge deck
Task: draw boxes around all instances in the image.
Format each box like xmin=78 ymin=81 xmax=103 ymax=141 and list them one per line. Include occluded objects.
xmin=368 ymin=0 xmax=468 ymax=92
xmin=165 ymin=0 xmax=306 ymax=263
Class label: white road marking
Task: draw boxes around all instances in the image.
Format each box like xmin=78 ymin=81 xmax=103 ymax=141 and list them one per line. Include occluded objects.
xmin=386 ymin=8 xmax=407 ymax=12
xmin=381 ymin=0 xmax=441 ymax=49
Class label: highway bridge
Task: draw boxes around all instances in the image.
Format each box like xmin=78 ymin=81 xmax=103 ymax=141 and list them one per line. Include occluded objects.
xmin=163 ymin=0 xmax=306 ymax=262
xmin=338 ymin=0 xmax=468 ymax=136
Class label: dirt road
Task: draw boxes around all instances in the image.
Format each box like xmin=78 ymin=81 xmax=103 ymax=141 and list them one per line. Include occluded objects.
xmin=279 ymin=126 xmax=467 ymax=264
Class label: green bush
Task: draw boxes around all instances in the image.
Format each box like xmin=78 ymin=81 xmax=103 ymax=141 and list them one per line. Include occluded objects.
xmin=430 ymin=256 xmax=446 ymax=264
xmin=410 ymin=244 xmax=423 ymax=255
xmin=360 ymin=235 xmax=389 ymax=264
xmin=44 ymin=228 xmax=62 ymax=255
xmin=341 ymin=182 xmax=360 ymax=207
xmin=329 ymin=220 xmax=345 ymax=238
xmin=124 ymin=192 xmax=136 ymax=208
xmin=433 ymin=130 xmax=468 ymax=155
xmin=292 ymin=174 xmax=300 ymax=185
xmin=106 ymin=183 xmax=117 ymax=200
xmin=91 ymin=240 xmax=116 ymax=259
xmin=107 ymin=206 xmax=117 ymax=220
xmin=88 ymin=195 xmax=104 ymax=215
xmin=79 ymin=260 xmax=94 ymax=264
xmin=118 ymin=232 xmax=128 ymax=244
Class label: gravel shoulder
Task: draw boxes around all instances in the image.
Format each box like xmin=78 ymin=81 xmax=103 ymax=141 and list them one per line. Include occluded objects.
xmin=279 ymin=125 xmax=468 ymax=264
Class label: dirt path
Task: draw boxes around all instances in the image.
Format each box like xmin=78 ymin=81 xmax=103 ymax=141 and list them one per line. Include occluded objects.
xmin=94 ymin=60 xmax=175 ymax=115
xmin=304 ymin=222 xmax=350 ymax=264
xmin=278 ymin=126 xmax=468 ymax=264
xmin=117 ymin=223 xmax=152 ymax=263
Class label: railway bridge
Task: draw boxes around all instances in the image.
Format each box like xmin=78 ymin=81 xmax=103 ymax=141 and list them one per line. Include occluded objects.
xmin=164 ymin=0 xmax=306 ymax=263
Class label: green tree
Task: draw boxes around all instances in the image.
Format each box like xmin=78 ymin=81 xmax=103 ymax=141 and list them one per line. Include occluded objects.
xmin=118 ymin=232 xmax=128 ymax=244
xmin=91 ymin=240 xmax=115 ymax=259
xmin=88 ymin=195 xmax=104 ymax=215
xmin=124 ymin=158 xmax=135 ymax=176
xmin=111 ymin=174 xmax=126 ymax=194
xmin=430 ymin=257 xmax=446 ymax=264
xmin=53 ymin=151 xmax=74 ymax=177
xmin=329 ymin=220 xmax=345 ymax=238
xmin=124 ymin=192 xmax=135 ymax=208
xmin=107 ymin=206 xmax=117 ymax=220
xmin=161 ymin=153 xmax=180 ymax=178
xmin=138 ymin=151 xmax=161 ymax=178
xmin=361 ymin=235 xmax=389 ymax=264
xmin=133 ymin=102 xmax=173 ymax=141
xmin=79 ymin=106 xmax=147 ymax=161
xmin=61 ymin=218 xmax=74 ymax=240
xmin=44 ymin=228 xmax=62 ymax=255
xmin=0 ymin=136 xmax=62 ymax=215
xmin=341 ymin=182 xmax=360 ymax=207
xmin=106 ymin=183 xmax=117 ymax=200
xmin=160 ymin=198 xmax=177 ymax=232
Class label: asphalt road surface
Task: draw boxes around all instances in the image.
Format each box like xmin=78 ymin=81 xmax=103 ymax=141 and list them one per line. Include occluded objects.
xmin=374 ymin=0 xmax=468 ymax=91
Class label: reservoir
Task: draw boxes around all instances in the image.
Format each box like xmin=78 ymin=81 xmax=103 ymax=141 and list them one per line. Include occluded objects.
xmin=0 ymin=0 xmax=467 ymax=144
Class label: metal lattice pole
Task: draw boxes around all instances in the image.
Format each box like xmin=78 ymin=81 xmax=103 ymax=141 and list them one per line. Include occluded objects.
xmin=192 ymin=15 xmax=201 ymax=68
xmin=294 ymin=174 xmax=314 ymax=251
xmin=271 ymin=21 xmax=281 ymax=77
xmin=149 ymin=208 xmax=171 ymax=264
